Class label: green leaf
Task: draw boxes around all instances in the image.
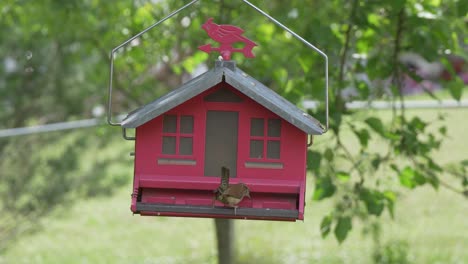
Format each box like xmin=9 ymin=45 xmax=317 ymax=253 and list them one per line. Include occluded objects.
xmin=336 ymin=171 xmax=351 ymax=182
xmin=367 ymin=54 xmax=393 ymax=79
xmin=457 ymin=0 xmax=468 ymax=17
xmin=409 ymin=117 xmax=426 ymax=132
xmin=360 ymin=188 xmax=385 ymax=216
xmin=297 ymin=56 xmax=311 ymax=73
xmin=365 ymin=117 xmax=385 ymax=137
xmin=440 ymin=58 xmax=465 ymax=101
xmin=424 ymin=171 xmax=440 ymax=190
xmin=399 ymin=166 xmax=417 ymax=188
xmin=324 ymin=148 xmax=334 ymax=162
xmin=399 ymin=166 xmax=426 ymax=188
xmin=447 ymin=79 xmax=464 ymax=101
xmin=354 ymin=128 xmax=370 ymax=148
xmin=414 ymin=170 xmax=427 ymax=185
xmin=439 ymin=126 xmax=447 ymax=136
xmin=390 ymin=164 xmax=400 ymax=173
xmin=390 ymin=0 xmax=407 ymax=10
xmin=367 ymin=13 xmax=381 ymax=27
xmin=427 ymin=159 xmax=443 ymax=172
xmin=356 ymin=80 xmax=370 ymax=99
xmin=307 ymin=150 xmax=322 ymax=172
xmin=320 ymin=214 xmax=333 ymax=238
xmin=371 ymin=157 xmax=381 ymax=170
xmin=384 ymin=131 xmax=401 ymax=141
xmin=313 ymin=176 xmax=336 ymax=200
xmin=383 ymin=191 xmax=396 ymax=219
xmin=334 ymin=216 xmax=352 ymax=243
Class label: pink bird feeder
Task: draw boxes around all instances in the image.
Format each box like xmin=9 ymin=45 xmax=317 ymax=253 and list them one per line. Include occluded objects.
xmin=107 ymin=1 xmax=329 ymax=221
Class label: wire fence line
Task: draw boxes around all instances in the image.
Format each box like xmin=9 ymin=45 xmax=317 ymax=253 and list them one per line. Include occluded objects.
xmin=0 ymin=99 xmax=467 ymax=138
xmin=302 ymin=99 xmax=468 ymax=110
xmin=0 ymin=119 xmax=101 ymax=138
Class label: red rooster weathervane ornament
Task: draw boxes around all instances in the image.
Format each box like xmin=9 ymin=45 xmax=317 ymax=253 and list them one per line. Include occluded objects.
xmin=199 ymin=18 xmax=257 ymax=60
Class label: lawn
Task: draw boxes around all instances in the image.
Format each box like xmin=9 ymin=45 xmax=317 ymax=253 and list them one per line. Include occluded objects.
xmin=1 ymin=108 xmax=467 ymax=264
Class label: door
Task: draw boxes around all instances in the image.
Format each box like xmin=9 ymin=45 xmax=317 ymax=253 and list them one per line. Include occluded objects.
xmin=204 ymin=110 xmax=239 ymax=177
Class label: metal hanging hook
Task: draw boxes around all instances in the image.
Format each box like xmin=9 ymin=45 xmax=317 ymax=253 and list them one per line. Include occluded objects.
xmin=242 ymin=0 xmax=329 ymax=133
xmin=107 ymin=0 xmax=329 ymax=133
xmin=107 ymin=0 xmax=201 ymax=126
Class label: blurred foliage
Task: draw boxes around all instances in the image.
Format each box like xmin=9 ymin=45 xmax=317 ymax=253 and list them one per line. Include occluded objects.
xmin=0 ymin=0 xmax=467 ymax=255
xmin=373 ymin=240 xmax=412 ymax=264
xmin=0 ymin=127 xmax=132 ymax=250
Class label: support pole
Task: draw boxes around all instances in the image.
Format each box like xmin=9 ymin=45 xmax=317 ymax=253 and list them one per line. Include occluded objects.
xmin=214 ymin=219 xmax=234 ymax=264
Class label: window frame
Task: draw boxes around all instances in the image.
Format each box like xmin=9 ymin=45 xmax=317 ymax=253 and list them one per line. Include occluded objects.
xmin=161 ymin=114 xmax=195 ymax=158
xmin=248 ymin=117 xmax=282 ymax=162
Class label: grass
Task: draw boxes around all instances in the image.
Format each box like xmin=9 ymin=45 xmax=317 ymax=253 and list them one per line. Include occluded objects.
xmin=1 ymin=108 xmax=467 ymax=264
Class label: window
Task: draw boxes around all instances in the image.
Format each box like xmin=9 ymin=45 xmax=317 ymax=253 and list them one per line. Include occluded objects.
xmin=162 ymin=114 xmax=194 ymax=156
xmin=249 ymin=118 xmax=281 ymax=159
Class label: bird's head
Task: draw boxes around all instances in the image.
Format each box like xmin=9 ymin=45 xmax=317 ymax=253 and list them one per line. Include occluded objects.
xmin=242 ymin=185 xmax=251 ymax=199
xmin=202 ymin=18 xmax=214 ymax=31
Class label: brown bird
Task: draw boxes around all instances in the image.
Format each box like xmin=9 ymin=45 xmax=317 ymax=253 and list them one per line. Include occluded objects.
xmin=213 ymin=166 xmax=251 ymax=215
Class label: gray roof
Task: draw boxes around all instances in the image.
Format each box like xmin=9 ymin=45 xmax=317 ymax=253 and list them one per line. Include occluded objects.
xmin=121 ymin=61 xmax=324 ymax=135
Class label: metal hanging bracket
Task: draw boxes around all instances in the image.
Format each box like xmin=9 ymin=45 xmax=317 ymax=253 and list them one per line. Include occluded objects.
xmin=107 ymin=0 xmax=329 ymax=133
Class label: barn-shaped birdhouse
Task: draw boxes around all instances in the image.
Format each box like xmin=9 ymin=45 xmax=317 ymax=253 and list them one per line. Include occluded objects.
xmin=108 ymin=2 xmax=329 ymax=221
xmin=121 ymin=59 xmax=324 ymax=221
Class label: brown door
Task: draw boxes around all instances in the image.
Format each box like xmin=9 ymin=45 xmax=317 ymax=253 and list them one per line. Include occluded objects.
xmin=204 ymin=110 xmax=239 ymax=177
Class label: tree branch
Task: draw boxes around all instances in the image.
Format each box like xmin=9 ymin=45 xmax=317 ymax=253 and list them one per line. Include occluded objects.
xmin=336 ymin=0 xmax=359 ymax=111
xmin=391 ymin=7 xmax=406 ymax=117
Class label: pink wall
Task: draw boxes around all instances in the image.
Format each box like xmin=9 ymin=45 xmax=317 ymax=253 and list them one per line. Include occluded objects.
xmin=134 ymin=83 xmax=307 ymax=182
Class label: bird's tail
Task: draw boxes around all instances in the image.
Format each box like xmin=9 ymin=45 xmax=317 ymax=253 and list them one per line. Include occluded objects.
xmin=220 ymin=166 xmax=230 ymax=191
xmin=239 ymin=36 xmax=257 ymax=58
xmin=242 ymin=44 xmax=256 ymax=58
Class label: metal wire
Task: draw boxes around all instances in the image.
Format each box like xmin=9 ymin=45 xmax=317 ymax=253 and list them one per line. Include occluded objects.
xmin=2 ymin=100 xmax=466 ymax=138
xmin=242 ymin=0 xmax=329 ymax=133
xmin=107 ymin=0 xmax=329 ymax=133
xmin=0 ymin=118 xmax=100 ymax=138
xmin=107 ymin=0 xmax=201 ymax=126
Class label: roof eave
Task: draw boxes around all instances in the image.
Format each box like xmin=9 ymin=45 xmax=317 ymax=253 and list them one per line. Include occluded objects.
xmin=121 ymin=61 xmax=325 ymax=135
xmin=223 ymin=67 xmax=324 ymax=135
xmin=121 ymin=68 xmax=223 ymax=128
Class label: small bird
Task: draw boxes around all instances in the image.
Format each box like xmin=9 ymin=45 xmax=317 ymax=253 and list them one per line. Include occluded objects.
xmin=213 ymin=166 xmax=251 ymax=215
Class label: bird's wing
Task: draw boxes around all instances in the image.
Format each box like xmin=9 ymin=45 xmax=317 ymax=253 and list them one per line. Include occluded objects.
xmin=217 ymin=25 xmax=244 ymax=37
xmin=223 ymin=184 xmax=245 ymax=199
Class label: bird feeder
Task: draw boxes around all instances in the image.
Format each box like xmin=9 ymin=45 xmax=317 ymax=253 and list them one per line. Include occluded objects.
xmin=108 ymin=1 xmax=329 ymax=221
